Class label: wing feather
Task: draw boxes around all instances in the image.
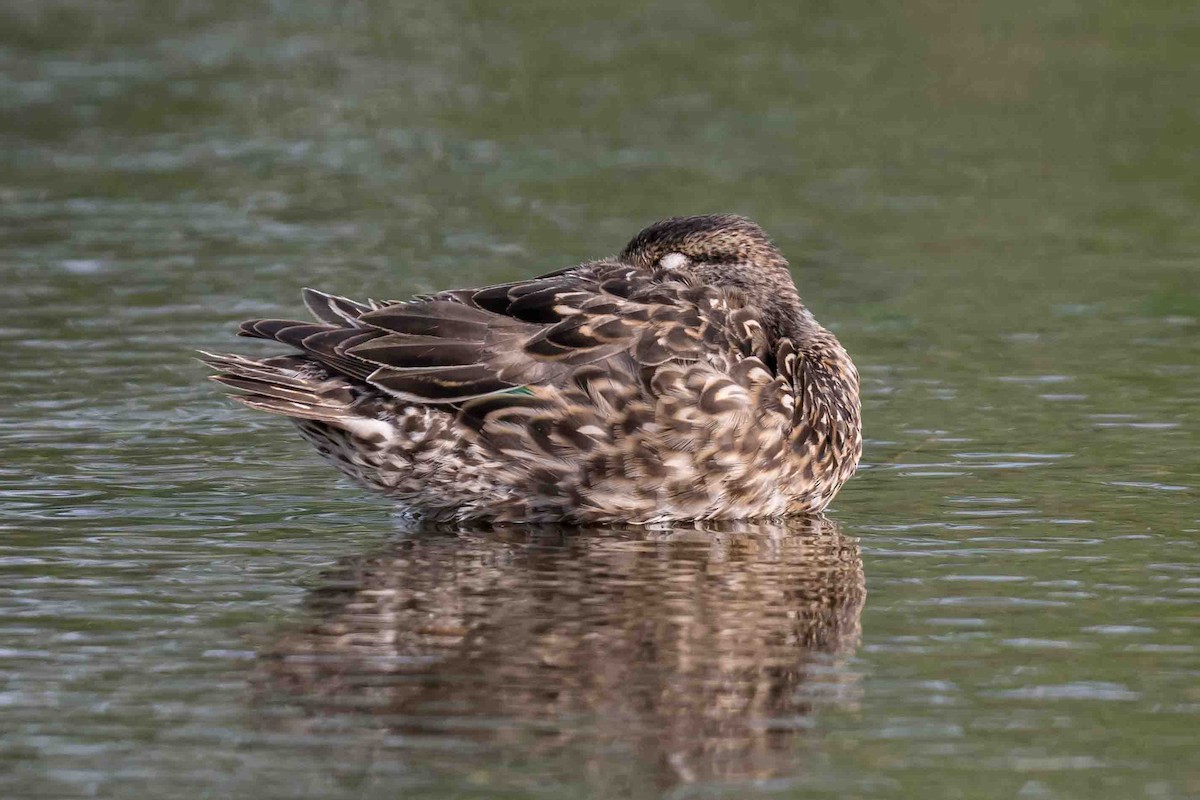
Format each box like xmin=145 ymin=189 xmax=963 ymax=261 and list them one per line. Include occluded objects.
xmin=230 ymin=260 xmax=766 ymax=412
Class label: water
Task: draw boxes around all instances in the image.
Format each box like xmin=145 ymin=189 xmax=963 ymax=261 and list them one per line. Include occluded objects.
xmin=1 ymin=1 xmax=1197 ymax=797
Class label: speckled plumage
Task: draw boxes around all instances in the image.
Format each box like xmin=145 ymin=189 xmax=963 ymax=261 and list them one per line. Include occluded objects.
xmin=201 ymin=215 xmax=862 ymax=523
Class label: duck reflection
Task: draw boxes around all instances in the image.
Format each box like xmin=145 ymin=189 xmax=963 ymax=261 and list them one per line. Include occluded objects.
xmin=260 ymin=516 xmax=865 ymax=783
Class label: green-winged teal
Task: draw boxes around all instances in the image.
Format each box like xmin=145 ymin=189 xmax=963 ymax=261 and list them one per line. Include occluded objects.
xmin=202 ymin=215 xmax=861 ymax=523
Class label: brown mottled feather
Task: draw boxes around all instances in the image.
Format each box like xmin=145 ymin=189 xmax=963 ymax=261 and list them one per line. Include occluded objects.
xmin=202 ymin=215 xmax=862 ymax=523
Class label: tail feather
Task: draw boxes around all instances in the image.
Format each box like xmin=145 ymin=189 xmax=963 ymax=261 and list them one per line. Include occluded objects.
xmin=210 ymin=374 xmax=346 ymax=408
xmin=197 ymin=351 xmax=311 ymax=388
xmin=229 ymin=394 xmax=352 ymax=424
xmin=200 ymin=350 xmax=357 ymax=424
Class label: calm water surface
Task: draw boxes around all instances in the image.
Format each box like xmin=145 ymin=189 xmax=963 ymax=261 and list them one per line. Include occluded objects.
xmin=1 ymin=1 xmax=1198 ymax=798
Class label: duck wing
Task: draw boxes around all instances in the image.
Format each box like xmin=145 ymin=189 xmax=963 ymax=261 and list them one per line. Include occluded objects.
xmin=238 ymin=261 xmax=768 ymax=405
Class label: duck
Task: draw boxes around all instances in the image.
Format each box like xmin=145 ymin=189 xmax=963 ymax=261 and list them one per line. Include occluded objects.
xmin=201 ymin=214 xmax=861 ymax=523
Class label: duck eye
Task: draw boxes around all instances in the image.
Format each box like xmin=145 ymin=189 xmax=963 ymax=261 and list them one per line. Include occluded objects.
xmin=658 ymin=252 xmax=689 ymax=270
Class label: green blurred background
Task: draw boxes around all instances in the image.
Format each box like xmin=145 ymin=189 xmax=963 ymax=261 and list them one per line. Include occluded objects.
xmin=1 ymin=1 xmax=1197 ymax=798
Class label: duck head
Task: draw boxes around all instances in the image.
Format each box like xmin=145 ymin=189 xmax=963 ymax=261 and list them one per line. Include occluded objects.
xmin=620 ymin=214 xmax=810 ymax=344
